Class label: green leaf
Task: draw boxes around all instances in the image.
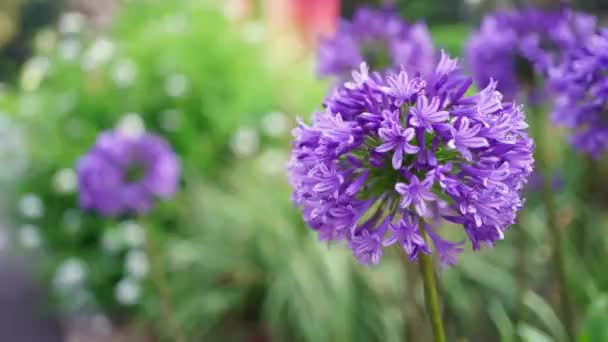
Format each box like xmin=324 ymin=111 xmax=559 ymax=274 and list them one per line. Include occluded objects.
xmin=523 ymin=291 xmax=567 ymax=342
xmin=518 ymin=323 xmax=555 ymax=342
xmin=488 ymin=300 xmax=515 ymax=342
xmin=578 ymin=294 xmax=608 ymax=342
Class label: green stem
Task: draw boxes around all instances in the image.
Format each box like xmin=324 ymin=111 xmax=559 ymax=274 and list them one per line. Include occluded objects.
xmin=400 ymin=250 xmax=422 ymax=341
xmin=531 ymin=107 xmax=575 ymax=341
xmin=145 ymin=226 xmax=187 ymax=342
xmin=418 ymin=219 xmax=447 ymax=342
xmin=515 ymin=223 xmax=527 ymax=341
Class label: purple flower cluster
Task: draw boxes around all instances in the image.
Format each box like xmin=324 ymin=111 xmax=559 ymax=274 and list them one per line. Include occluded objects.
xmin=77 ymin=130 xmax=180 ymax=216
xmin=466 ymin=8 xmax=596 ymax=102
xmin=549 ymin=28 xmax=608 ymax=158
xmin=317 ymin=7 xmax=434 ymax=79
xmin=288 ymin=53 xmax=534 ymax=267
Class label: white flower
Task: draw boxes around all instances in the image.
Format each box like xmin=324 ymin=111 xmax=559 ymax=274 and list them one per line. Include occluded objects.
xmin=53 ymin=168 xmax=77 ymax=194
xmin=112 ymin=59 xmax=138 ymax=88
xmin=262 ymin=111 xmax=290 ymax=138
xmin=230 ymin=127 xmax=259 ymax=157
xmin=59 ymin=12 xmax=85 ymax=34
xmin=19 ymin=193 xmax=44 ymax=219
xmin=82 ymin=38 xmax=114 ymax=70
xmin=115 ymin=277 xmax=141 ymax=305
xmin=117 ymin=112 xmax=145 ymax=138
xmin=121 ymin=221 xmax=146 ymax=248
xmin=125 ymin=250 xmax=149 ymax=278
xmin=164 ymin=73 xmax=189 ymax=98
xmin=53 ymin=258 xmax=87 ymax=291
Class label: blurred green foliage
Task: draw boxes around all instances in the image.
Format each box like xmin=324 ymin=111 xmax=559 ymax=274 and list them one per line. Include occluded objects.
xmin=2 ymin=0 xmax=608 ymax=341
xmin=0 ymin=1 xmax=406 ymax=341
xmin=4 ymin=0 xmax=284 ymax=326
xmin=430 ymin=24 xmax=472 ymax=57
xmin=341 ymin=0 xmax=465 ymax=24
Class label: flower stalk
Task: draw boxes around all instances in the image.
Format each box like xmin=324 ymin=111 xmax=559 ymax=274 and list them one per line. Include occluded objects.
xmin=418 ymin=219 xmax=447 ymax=342
xmin=400 ymin=250 xmax=423 ymax=341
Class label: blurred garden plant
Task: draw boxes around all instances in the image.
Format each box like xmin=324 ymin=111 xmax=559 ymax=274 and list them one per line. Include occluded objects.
xmin=4 ymin=0 xmax=608 ymax=341
xmin=549 ymin=27 xmax=608 ymax=158
xmin=3 ymin=0 xmax=273 ymax=323
xmin=466 ymin=7 xmax=595 ymax=103
xmin=1 ymin=0 xmax=420 ymax=341
xmin=317 ymin=6 xmax=435 ymax=79
xmin=77 ymin=128 xmax=186 ymax=341
xmin=467 ymin=6 xmax=605 ymax=341
xmin=6 ymin=0 xmax=277 ymax=317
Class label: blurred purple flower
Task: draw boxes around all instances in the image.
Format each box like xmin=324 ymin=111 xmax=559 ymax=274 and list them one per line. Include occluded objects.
xmin=549 ymin=28 xmax=608 ymax=157
xmin=317 ymin=7 xmax=435 ymax=79
xmin=466 ymin=7 xmax=596 ymax=102
xmin=288 ymin=52 xmax=534 ymax=267
xmin=77 ymin=130 xmax=180 ymax=216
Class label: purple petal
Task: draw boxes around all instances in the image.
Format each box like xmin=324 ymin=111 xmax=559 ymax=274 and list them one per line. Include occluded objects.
xmin=392 ymin=149 xmax=404 ymax=169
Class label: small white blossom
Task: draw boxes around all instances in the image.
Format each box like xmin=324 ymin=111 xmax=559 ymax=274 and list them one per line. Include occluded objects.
xmin=53 ymin=168 xmax=77 ymax=194
xmin=230 ymin=127 xmax=259 ymax=157
xmin=164 ymin=74 xmax=189 ymax=98
xmin=19 ymin=193 xmax=44 ymax=219
xmin=115 ymin=277 xmax=141 ymax=305
xmin=125 ymin=250 xmax=149 ymax=278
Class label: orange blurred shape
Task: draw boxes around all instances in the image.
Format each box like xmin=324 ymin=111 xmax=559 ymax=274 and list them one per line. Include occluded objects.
xmin=288 ymin=0 xmax=340 ymax=47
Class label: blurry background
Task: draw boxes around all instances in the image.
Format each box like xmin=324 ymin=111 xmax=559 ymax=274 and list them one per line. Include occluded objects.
xmin=0 ymin=0 xmax=608 ymax=341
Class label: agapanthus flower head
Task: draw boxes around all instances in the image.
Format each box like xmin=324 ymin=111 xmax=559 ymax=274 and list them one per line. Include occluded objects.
xmin=77 ymin=129 xmax=180 ymax=216
xmin=549 ymin=28 xmax=608 ymax=158
xmin=288 ymin=52 xmax=534 ymax=266
xmin=317 ymin=6 xmax=434 ymax=79
xmin=466 ymin=7 xmax=596 ymax=102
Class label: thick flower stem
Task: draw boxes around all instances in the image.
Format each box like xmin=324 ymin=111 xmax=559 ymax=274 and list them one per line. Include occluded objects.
xmin=531 ymin=109 xmax=575 ymax=342
xmin=145 ymin=227 xmax=187 ymax=342
xmin=400 ymin=252 xmax=423 ymax=342
xmin=418 ymin=222 xmax=447 ymax=342
xmin=515 ymin=223 xmax=527 ymax=340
